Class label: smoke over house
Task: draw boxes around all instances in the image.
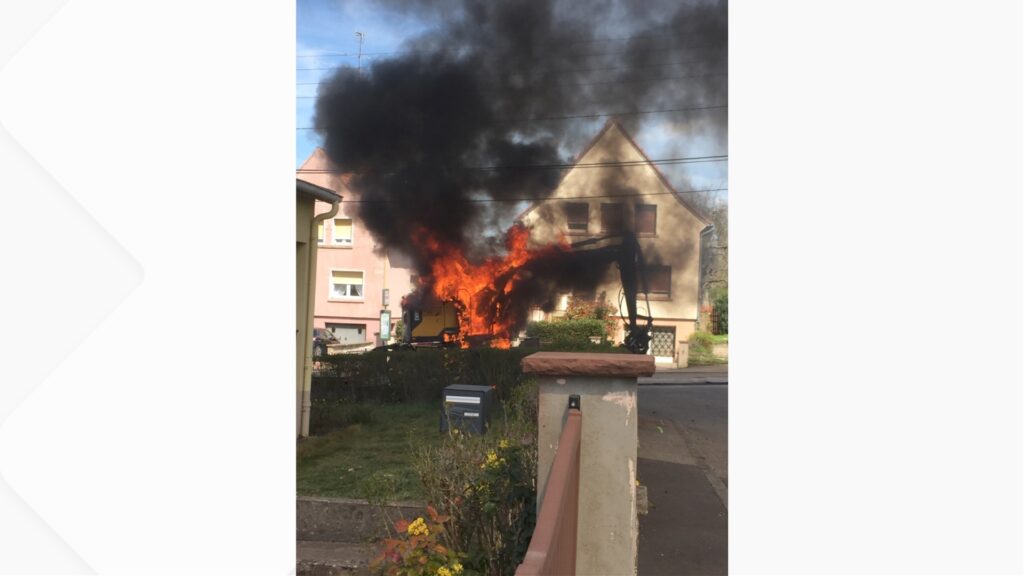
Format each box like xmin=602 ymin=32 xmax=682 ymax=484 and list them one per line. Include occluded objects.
xmin=311 ymin=0 xmax=727 ymax=342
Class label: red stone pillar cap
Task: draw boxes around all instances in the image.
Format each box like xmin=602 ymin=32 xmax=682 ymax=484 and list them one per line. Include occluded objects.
xmin=521 ymin=352 xmax=655 ymax=377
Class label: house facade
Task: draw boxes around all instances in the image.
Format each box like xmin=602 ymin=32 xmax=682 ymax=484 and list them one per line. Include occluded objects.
xmin=519 ymin=121 xmax=712 ymax=366
xmin=297 ymin=149 xmax=414 ymax=348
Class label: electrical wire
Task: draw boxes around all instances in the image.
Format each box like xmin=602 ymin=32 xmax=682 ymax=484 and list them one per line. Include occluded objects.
xmin=296 ymin=155 xmax=726 ymax=175
xmin=297 ymin=58 xmax=726 ymax=79
xmin=296 ymin=103 xmax=726 ymax=128
xmin=296 ymin=34 xmax=715 ymax=59
xmin=296 ymin=73 xmax=727 ymax=96
xmin=320 ymin=187 xmax=727 ymax=204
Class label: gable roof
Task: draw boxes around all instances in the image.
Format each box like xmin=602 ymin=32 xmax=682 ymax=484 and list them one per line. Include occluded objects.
xmin=296 ymin=148 xmax=353 ymax=195
xmin=518 ymin=120 xmax=712 ymax=226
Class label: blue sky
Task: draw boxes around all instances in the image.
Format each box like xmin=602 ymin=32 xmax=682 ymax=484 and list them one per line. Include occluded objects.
xmin=296 ymin=0 xmax=727 ymax=205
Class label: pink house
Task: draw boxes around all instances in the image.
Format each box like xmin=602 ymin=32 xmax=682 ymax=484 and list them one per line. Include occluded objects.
xmin=297 ymin=149 xmax=414 ymax=347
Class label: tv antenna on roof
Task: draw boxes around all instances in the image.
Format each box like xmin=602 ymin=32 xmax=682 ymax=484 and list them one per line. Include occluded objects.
xmin=355 ymin=31 xmax=364 ymax=71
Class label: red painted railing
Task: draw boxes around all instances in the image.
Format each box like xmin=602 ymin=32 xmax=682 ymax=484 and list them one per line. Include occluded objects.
xmin=516 ymin=398 xmax=582 ymax=576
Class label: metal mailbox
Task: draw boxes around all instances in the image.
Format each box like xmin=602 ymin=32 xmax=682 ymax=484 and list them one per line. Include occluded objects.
xmin=440 ymin=383 xmax=493 ymax=434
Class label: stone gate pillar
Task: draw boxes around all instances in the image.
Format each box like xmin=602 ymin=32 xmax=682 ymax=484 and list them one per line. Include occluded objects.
xmin=523 ymin=352 xmax=655 ymax=576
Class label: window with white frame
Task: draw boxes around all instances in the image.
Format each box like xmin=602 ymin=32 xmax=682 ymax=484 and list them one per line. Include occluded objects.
xmin=317 ymin=222 xmax=325 ymax=244
xmin=333 ymin=218 xmax=353 ymax=245
xmin=330 ymin=270 xmax=364 ymax=299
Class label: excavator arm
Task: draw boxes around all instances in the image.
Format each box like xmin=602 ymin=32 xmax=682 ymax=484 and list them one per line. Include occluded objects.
xmin=567 ymin=231 xmax=653 ymax=354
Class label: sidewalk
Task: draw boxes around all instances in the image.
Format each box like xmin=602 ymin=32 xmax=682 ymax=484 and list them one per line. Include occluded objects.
xmin=636 ymin=387 xmax=728 ymax=575
xmin=639 ymin=363 xmax=728 ymax=385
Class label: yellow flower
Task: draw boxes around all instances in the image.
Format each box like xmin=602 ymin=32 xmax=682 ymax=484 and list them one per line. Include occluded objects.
xmin=498 ymin=439 xmax=510 ymax=449
xmin=407 ymin=517 xmax=429 ymax=537
xmin=480 ymin=450 xmax=505 ymax=470
xmin=452 ymin=562 xmax=464 ymax=574
xmin=437 ymin=567 xmax=452 ymax=576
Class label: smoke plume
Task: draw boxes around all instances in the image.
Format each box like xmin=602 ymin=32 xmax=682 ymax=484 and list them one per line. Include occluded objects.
xmin=313 ymin=0 xmax=727 ymax=274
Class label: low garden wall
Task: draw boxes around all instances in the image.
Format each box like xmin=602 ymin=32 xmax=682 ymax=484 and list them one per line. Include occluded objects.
xmin=297 ymin=496 xmax=426 ymax=543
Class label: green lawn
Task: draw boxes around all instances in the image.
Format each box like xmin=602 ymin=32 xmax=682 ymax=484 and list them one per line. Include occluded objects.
xmin=297 ymin=403 xmax=443 ymax=500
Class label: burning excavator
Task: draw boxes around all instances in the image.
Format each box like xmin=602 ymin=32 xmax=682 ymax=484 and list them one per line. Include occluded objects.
xmin=400 ymin=226 xmax=654 ymax=354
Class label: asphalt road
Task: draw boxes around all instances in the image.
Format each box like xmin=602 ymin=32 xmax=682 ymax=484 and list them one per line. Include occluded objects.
xmin=637 ymin=384 xmax=728 ymax=576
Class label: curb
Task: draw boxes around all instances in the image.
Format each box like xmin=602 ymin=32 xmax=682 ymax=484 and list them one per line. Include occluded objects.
xmin=638 ymin=378 xmax=728 ymax=386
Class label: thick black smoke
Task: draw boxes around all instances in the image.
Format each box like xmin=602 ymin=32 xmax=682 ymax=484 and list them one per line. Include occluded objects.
xmin=313 ymin=0 xmax=727 ymax=275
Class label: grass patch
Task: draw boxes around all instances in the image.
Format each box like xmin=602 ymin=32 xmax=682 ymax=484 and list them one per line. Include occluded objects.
xmin=687 ymin=330 xmax=728 ymax=366
xmin=297 ymin=403 xmax=443 ymax=500
xmin=688 ymin=352 xmax=728 ymax=366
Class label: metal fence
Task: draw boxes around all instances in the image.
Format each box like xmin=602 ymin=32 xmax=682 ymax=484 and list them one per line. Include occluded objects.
xmin=709 ymin=307 xmax=727 ymax=335
xmin=516 ymin=396 xmax=582 ymax=576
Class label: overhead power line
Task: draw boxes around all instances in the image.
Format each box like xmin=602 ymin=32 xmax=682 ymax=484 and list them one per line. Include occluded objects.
xmin=325 ymin=187 xmax=728 ymax=204
xmin=514 ymin=104 xmax=727 ymax=122
xmin=296 ymin=104 xmax=727 ymax=129
xmin=298 ymin=58 xmax=726 ymax=76
xmin=296 ymin=73 xmax=727 ymax=96
xmin=297 ymin=45 xmax=720 ymax=70
xmin=295 ymin=34 xmax=706 ymax=59
xmin=296 ymin=155 xmax=727 ymax=175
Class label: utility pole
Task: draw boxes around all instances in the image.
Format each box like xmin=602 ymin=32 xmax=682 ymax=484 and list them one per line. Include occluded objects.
xmin=355 ymin=31 xmax=364 ymax=71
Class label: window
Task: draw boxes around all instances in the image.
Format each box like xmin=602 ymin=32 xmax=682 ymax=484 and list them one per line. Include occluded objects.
xmin=572 ymin=288 xmax=596 ymax=302
xmin=333 ymin=218 xmax=353 ymax=245
xmin=326 ymin=323 xmax=366 ymax=343
xmin=330 ymin=270 xmax=364 ymax=299
xmin=644 ymin=265 xmax=671 ymax=298
xmin=636 ymin=204 xmax=657 ymax=236
xmin=564 ymin=202 xmax=589 ymax=232
xmin=601 ymin=203 xmax=625 ymax=233
xmin=317 ymin=222 xmax=325 ymax=244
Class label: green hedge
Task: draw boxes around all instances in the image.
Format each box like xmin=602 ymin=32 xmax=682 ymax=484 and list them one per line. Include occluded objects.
xmin=311 ymin=343 xmax=635 ymax=433
xmin=712 ymin=291 xmax=728 ymax=335
xmin=312 ymin=348 xmax=536 ymax=408
xmin=536 ymin=339 xmax=629 ymax=353
xmin=525 ymin=318 xmax=606 ymax=342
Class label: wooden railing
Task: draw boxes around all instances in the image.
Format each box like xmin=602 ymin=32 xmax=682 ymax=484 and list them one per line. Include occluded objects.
xmin=516 ymin=395 xmax=582 ymax=576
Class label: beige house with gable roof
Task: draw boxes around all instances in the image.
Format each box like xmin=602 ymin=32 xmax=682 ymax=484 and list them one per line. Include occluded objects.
xmin=519 ymin=120 xmax=713 ymax=366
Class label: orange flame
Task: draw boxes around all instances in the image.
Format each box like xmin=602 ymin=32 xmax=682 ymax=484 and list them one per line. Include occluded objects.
xmin=417 ymin=224 xmax=567 ymax=348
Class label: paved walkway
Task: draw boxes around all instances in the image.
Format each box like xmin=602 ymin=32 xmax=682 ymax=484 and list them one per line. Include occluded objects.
xmin=637 ymin=379 xmax=728 ymax=575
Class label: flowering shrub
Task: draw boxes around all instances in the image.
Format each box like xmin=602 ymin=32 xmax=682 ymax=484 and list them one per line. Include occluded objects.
xmin=413 ymin=402 xmax=538 ymax=576
xmin=371 ymin=506 xmax=471 ymax=576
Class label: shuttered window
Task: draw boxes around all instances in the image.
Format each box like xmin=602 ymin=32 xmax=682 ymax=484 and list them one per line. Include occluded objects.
xmin=601 ymin=203 xmax=624 ymax=233
xmin=644 ymin=265 xmax=671 ymax=298
xmin=564 ymin=202 xmax=589 ymax=232
xmin=636 ymin=204 xmax=657 ymax=235
xmin=330 ymin=270 xmax=364 ymax=298
xmin=333 ymin=218 xmax=353 ymax=245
